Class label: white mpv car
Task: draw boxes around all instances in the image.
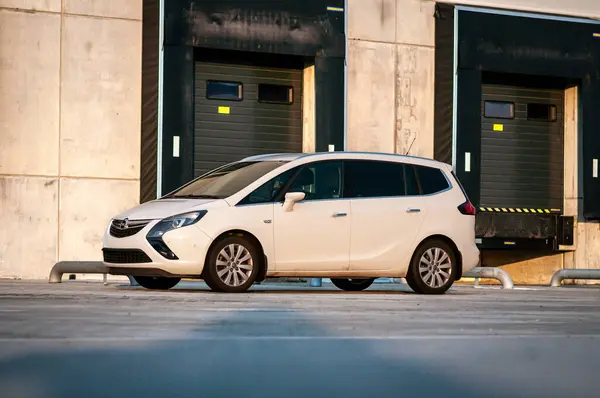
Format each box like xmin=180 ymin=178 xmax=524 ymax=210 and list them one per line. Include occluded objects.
xmin=102 ymin=152 xmax=479 ymax=294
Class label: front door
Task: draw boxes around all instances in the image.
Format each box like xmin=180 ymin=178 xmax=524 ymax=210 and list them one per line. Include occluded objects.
xmin=273 ymin=160 xmax=350 ymax=272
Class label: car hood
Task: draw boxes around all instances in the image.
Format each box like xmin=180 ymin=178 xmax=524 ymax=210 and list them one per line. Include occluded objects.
xmin=113 ymin=198 xmax=223 ymax=221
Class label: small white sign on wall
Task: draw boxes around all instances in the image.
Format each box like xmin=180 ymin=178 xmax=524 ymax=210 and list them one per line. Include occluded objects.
xmin=173 ymin=136 xmax=180 ymax=158
xmin=465 ymin=152 xmax=471 ymax=172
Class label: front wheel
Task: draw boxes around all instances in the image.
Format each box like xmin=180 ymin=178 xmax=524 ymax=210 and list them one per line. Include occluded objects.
xmin=133 ymin=276 xmax=181 ymax=290
xmin=203 ymin=235 xmax=260 ymax=293
xmin=406 ymin=239 xmax=457 ymax=295
xmin=330 ymin=278 xmax=375 ymax=292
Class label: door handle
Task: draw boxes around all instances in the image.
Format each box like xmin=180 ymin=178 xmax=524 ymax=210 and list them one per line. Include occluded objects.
xmin=332 ymin=212 xmax=347 ymax=218
xmin=406 ymin=208 xmax=421 ymax=213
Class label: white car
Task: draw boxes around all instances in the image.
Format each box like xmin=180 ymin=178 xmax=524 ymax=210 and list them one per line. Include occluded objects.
xmin=102 ymin=152 xmax=480 ymax=294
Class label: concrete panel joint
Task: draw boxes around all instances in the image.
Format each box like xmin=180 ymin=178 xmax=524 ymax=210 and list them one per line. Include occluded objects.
xmin=463 ymin=267 xmax=515 ymax=289
xmin=550 ymin=269 xmax=600 ymax=287
xmin=49 ymin=261 xmax=137 ymax=286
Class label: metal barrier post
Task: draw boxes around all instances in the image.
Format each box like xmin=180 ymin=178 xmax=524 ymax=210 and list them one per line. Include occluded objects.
xmin=462 ymin=267 xmax=514 ymax=289
xmin=550 ymin=269 xmax=600 ymax=287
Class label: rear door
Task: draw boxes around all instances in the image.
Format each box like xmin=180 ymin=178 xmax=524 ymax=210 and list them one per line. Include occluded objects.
xmin=345 ymin=160 xmax=427 ymax=272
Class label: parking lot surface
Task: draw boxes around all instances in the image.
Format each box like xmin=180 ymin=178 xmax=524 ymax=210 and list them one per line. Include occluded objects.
xmin=0 ymin=280 xmax=599 ymax=398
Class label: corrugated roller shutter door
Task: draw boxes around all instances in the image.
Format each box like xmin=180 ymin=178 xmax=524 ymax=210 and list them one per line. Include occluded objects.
xmin=194 ymin=62 xmax=303 ymax=177
xmin=480 ymin=84 xmax=564 ymax=211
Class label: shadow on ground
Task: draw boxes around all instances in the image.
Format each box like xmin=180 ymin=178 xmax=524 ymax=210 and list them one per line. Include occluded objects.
xmin=118 ymin=280 xmax=475 ymax=296
xmin=0 ymin=309 xmax=498 ymax=398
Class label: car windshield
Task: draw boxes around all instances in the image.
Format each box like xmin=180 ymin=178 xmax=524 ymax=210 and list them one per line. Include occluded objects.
xmin=165 ymin=161 xmax=288 ymax=199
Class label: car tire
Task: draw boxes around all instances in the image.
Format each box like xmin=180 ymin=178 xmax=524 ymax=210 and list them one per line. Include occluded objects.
xmin=201 ymin=274 xmax=225 ymax=292
xmin=330 ymin=278 xmax=375 ymax=292
xmin=406 ymin=239 xmax=457 ymax=295
xmin=133 ymin=276 xmax=181 ymax=290
xmin=203 ymin=235 xmax=260 ymax=293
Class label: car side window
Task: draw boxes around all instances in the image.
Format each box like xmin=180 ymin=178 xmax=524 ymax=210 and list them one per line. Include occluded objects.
xmin=414 ymin=165 xmax=450 ymax=195
xmin=343 ymin=160 xmax=405 ymax=198
xmin=286 ymin=161 xmax=343 ymax=201
xmin=238 ymin=167 xmax=297 ymax=205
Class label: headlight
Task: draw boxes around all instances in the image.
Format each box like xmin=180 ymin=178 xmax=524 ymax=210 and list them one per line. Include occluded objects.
xmin=147 ymin=210 xmax=207 ymax=239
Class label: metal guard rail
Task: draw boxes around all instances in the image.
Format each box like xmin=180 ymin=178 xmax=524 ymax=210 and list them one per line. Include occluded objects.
xmin=550 ymin=269 xmax=600 ymax=287
xmin=49 ymin=261 xmax=137 ymax=286
xmin=462 ymin=267 xmax=514 ymax=289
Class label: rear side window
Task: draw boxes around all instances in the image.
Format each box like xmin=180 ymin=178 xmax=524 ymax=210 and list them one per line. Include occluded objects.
xmin=343 ymin=160 xmax=405 ymax=198
xmin=415 ymin=165 xmax=450 ymax=195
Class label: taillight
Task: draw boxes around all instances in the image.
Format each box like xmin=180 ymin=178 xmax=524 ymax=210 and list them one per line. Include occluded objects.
xmin=458 ymin=201 xmax=477 ymax=215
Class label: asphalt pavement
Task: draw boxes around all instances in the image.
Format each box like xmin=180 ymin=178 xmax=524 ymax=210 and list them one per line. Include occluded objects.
xmin=0 ymin=279 xmax=599 ymax=398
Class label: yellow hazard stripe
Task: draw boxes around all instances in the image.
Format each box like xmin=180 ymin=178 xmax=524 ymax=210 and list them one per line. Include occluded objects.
xmin=477 ymin=207 xmax=562 ymax=214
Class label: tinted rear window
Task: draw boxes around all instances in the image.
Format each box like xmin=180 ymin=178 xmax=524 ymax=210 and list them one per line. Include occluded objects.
xmin=343 ymin=160 xmax=405 ymax=198
xmin=415 ymin=165 xmax=450 ymax=195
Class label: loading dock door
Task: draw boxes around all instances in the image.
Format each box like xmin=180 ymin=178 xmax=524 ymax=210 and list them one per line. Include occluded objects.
xmin=480 ymin=84 xmax=564 ymax=213
xmin=194 ymin=61 xmax=303 ymax=177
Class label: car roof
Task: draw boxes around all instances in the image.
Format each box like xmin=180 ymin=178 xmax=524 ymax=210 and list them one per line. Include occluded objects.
xmin=241 ymin=151 xmax=451 ymax=169
xmin=241 ymin=153 xmax=305 ymax=162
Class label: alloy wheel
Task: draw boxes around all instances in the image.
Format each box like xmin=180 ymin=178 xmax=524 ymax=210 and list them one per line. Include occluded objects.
xmin=216 ymin=243 xmax=254 ymax=287
xmin=418 ymin=247 xmax=453 ymax=288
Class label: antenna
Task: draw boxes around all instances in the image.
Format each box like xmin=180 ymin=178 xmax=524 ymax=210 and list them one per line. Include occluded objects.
xmin=405 ymin=136 xmax=416 ymax=155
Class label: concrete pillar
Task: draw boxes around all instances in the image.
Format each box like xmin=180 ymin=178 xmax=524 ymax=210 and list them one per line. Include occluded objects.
xmin=302 ymin=65 xmax=316 ymax=153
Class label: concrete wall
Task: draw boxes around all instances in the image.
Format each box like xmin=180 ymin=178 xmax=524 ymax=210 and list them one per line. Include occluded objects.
xmin=346 ymin=0 xmax=600 ymax=284
xmin=0 ymin=1 xmax=142 ymax=279
xmin=346 ymin=0 xmax=435 ymax=158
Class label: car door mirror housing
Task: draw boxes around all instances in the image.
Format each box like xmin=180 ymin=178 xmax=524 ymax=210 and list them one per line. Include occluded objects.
xmin=282 ymin=192 xmax=306 ymax=212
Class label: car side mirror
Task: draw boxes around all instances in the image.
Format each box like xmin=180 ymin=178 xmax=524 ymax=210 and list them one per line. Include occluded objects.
xmin=282 ymin=192 xmax=306 ymax=212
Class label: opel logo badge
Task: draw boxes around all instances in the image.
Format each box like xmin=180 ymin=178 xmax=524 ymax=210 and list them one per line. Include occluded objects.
xmin=115 ymin=218 xmax=129 ymax=229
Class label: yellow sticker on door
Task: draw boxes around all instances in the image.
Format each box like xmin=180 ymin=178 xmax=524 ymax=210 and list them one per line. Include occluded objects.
xmin=493 ymin=124 xmax=504 ymax=132
xmin=218 ymin=106 xmax=230 ymax=114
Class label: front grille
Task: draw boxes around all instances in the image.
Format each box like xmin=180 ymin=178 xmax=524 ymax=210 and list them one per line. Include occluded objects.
xmin=109 ymin=219 xmax=150 ymax=238
xmin=103 ymin=249 xmax=152 ymax=264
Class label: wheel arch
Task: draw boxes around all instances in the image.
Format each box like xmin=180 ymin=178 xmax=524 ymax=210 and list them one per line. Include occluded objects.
xmin=203 ymin=229 xmax=268 ymax=282
xmin=410 ymin=234 xmax=463 ymax=280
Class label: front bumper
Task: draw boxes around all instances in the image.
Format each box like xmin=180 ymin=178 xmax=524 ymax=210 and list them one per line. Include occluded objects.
xmin=101 ymin=220 xmax=213 ymax=277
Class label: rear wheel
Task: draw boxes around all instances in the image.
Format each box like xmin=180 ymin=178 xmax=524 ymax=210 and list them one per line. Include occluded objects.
xmin=133 ymin=276 xmax=181 ymax=290
xmin=330 ymin=278 xmax=375 ymax=292
xmin=406 ymin=239 xmax=456 ymax=295
xmin=203 ymin=235 xmax=260 ymax=293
